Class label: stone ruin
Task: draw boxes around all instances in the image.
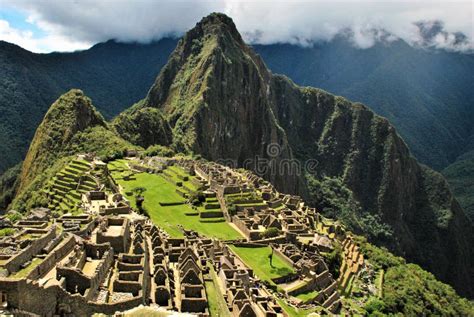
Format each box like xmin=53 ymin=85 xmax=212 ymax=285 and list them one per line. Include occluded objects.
xmin=0 ymin=155 xmax=373 ymax=316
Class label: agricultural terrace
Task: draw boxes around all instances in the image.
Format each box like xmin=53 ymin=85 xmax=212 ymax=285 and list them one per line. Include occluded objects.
xmin=229 ymin=245 xmax=295 ymax=283
xmin=108 ymin=160 xmax=242 ymax=240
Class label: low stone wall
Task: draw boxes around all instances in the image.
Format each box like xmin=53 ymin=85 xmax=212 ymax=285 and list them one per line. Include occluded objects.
xmin=231 ymin=242 xmax=267 ymax=248
xmin=204 ymin=203 xmax=220 ymax=209
xmin=27 ymin=235 xmax=76 ymax=280
xmin=271 ymin=273 xmax=299 ymax=285
xmin=199 ymin=211 xmax=223 ymax=218
xmin=0 ymin=278 xmax=145 ymax=316
xmin=272 ymin=248 xmax=295 ymax=268
xmin=75 ymin=220 xmax=96 ymax=237
xmin=231 ymin=218 xmax=253 ymax=240
xmin=236 ymin=204 xmax=267 ymax=212
xmin=5 ymin=226 xmax=56 ymax=273
xmin=175 ymin=189 xmax=188 ymax=198
xmin=159 ymin=201 xmax=185 ymax=206
xmin=103 ymin=206 xmax=130 ymax=215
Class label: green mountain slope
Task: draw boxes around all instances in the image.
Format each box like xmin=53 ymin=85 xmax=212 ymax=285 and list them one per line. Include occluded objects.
xmin=443 ymin=151 xmax=474 ymax=220
xmin=1 ymin=30 xmax=473 ymax=219
xmin=12 ymin=89 xmax=139 ymax=211
xmin=112 ymin=13 xmax=473 ymax=297
xmin=0 ymin=39 xmax=176 ymax=174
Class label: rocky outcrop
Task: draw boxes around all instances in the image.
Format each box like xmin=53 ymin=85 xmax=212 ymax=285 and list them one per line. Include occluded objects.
xmin=112 ymin=13 xmax=473 ymax=297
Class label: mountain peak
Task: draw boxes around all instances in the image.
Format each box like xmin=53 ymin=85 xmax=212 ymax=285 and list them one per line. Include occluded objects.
xmin=174 ymin=12 xmax=247 ymax=63
xmin=190 ymin=12 xmax=243 ymax=43
xmin=143 ymin=12 xmax=268 ymax=110
xmin=16 ymin=89 xmax=106 ymax=193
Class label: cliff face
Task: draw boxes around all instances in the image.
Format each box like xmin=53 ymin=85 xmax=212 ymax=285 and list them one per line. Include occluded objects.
xmin=113 ymin=13 xmax=473 ymax=296
xmin=269 ymin=76 xmax=473 ymax=296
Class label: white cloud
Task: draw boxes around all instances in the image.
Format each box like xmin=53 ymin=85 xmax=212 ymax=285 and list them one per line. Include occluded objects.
xmin=0 ymin=0 xmax=472 ymax=53
xmin=0 ymin=18 xmax=91 ymax=53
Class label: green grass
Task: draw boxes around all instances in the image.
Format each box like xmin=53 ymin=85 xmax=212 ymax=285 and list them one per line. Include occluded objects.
xmin=0 ymin=228 xmax=15 ymax=236
xmin=275 ymin=297 xmax=319 ymax=317
xmin=110 ymin=162 xmax=241 ymax=240
xmin=229 ymin=245 xmax=295 ymax=283
xmin=11 ymin=258 xmax=43 ymax=278
xmin=165 ymin=165 xmax=200 ymax=192
xmin=205 ymin=280 xmax=230 ymax=317
xmin=294 ymin=290 xmax=319 ymax=302
xmin=206 ymin=264 xmax=231 ymax=317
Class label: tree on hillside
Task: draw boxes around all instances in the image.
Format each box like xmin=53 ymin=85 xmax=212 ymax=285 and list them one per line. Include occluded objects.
xmin=132 ymin=186 xmax=147 ymax=209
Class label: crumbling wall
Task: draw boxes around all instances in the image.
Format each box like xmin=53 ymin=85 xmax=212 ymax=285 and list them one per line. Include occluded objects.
xmin=4 ymin=226 xmax=56 ymax=273
xmin=27 ymin=235 xmax=76 ymax=280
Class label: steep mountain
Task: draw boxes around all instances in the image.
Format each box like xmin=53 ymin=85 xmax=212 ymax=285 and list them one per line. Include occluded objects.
xmin=114 ymin=15 xmax=301 ymax=194
xmin=0 ymin=38 xmax=176 ymax=174
xmin=13 ymin=89 xmax=138 ymax=211
xmin=113 ymin=13 xmax=473 ymax=297
xmin=254 ymin=39 xmax=474 ymax=171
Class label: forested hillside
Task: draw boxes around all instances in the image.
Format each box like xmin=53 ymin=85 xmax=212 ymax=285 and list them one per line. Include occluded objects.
xmin=0 ymin=39 xmax=176 ymax=173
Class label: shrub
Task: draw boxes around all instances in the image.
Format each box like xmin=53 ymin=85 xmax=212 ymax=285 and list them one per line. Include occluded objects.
xmin=144 ymin=145 xmax=174 ymax=157
xmin=260 ymin=227 xmax=280 ymax=239
xmin=0 ymin=228 xmax=15 ymax=237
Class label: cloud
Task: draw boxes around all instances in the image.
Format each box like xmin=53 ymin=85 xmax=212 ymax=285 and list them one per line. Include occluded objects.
xmin=0 ymin=18 xmax=90 ymax=52
xmin=0 ymin=0 xmax=472 ymax=53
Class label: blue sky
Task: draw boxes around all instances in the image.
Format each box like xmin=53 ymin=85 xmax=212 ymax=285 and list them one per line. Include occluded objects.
xmin=0 ymin=0 xmax=472 ymax=53
xmin=0 ymin=7 xmax=45 ymax=36
xmin=0 ymin=2 xmax=92 ymax=52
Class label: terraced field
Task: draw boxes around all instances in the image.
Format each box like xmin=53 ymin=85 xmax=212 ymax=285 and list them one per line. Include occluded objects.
xmin=229 ymin=245 xmax=295 ymax=283
xmin=43 ymin=159 xmax=96 ymax=215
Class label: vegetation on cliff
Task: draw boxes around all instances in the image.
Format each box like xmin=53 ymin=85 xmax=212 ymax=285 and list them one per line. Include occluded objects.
xmin=12 ymin=89 xmax=139 ymax=212
xmin=443 ymin=151 xmax=474 ymax=221
xmin=307 ymin=175 xmax=393 ymax=242
xmin=0 ymin=162 xmax=21 ymax=210
xmin=355 ymin=236 xmax=474 ymax=316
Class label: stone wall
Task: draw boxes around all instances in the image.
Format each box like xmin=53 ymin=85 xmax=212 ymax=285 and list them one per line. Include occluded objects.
xmin=27 ymin=234 xmax=76 ymax=280
xmin=4 ymin=226 xmax=56 ymax=273
xmin=103 ymin=206 xmax=130 ymax=215
xmin=0 ymin=278 xmax=145 ymax=316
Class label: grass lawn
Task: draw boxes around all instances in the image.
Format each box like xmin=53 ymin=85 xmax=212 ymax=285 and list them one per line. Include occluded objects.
xmin=294 ymin=290 xmax=319 ymax=302
xmin=205 ymin=280 xmax=230 ymax=317
xmin=166 ymin=165 xmax=200 ymax=192
xmin=0 ymin=228 xmax=15 ymax=237
xmin=114 ymin=171 xmax=186 ymax=205
xmin=206 ymin=265 xmax=231 ymax=317
xmin=109 ymin=162 xmax=241 ymax=240
xmin=229 ymin=245 xmax=295 ymax=283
